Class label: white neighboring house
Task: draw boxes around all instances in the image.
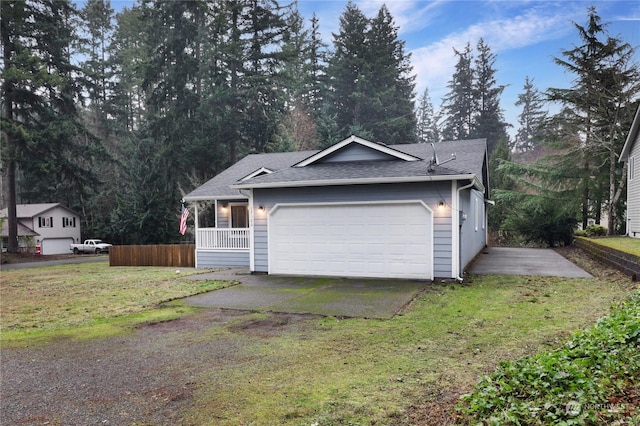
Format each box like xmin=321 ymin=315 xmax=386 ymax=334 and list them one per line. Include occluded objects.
xmin=0 ymin=203 xmax=81 ymax=254
xmin=620 ymin=105 xmax=640 ymax=238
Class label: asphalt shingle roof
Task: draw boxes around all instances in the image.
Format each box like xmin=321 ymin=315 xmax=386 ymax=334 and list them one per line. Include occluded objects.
xmin=0 ymin=203 xmax=78 ymax=219
xmin=184 ymin=139 xmax=487 ymax=200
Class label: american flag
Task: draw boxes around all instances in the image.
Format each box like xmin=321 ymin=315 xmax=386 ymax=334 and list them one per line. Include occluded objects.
xmin=179 ymin=204 xmax=190 ymax=235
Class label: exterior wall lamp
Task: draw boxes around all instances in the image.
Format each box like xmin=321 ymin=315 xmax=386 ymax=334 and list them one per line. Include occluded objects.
xmin=438 ymin=201 xmax=446 ymax=210
xmin=258 ymin=205 xmax=265 ymax=213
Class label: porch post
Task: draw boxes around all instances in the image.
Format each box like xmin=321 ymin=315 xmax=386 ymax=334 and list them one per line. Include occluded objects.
xmin=249 ymin=190 xmax=255 ymax=272
xmin=194 ymin=202 xmax=200 ymax=268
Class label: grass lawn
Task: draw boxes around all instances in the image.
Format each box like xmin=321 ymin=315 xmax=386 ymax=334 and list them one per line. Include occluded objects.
xmin=1 ymin=261 xmax=637 ymax=424
xmin=0 ymin=263 xmax=230 ymax=344
xmin=583 ymin=236 xmax=640 ymax=257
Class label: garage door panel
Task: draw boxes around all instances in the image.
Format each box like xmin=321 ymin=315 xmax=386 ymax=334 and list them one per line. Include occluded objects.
xmin=268 ymin=202 xmax=432 ymax=279
xmin=41 ymin=238 xmax=74 ymax=255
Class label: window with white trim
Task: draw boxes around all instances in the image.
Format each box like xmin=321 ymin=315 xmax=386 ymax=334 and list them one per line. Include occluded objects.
xmin=38 ymin=217 xmax=53 ymax=228
xmin=62 ymin=217 xmax=76 ymax=228
xmin=474 ymin=197 xmax=479 ymax=232
xmin=630 ymin=156 xmax=635 ymax=181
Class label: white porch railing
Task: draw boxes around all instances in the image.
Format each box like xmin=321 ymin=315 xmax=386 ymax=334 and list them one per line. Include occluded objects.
xmin=197 ymin=228 xmax=250 ymax=250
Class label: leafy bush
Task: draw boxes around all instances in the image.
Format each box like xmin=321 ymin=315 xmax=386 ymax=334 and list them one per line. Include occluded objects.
xmin=500 ymin=195 xmax=578 ymax=247
xmin=584 ymin=225 xmax=607 ymax=237
xmin=457 ymin=291 xmax=640 ymax=425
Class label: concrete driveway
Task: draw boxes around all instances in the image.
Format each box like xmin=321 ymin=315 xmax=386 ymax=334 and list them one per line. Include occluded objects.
xmin=184 ymin=270 xmax=428 ymax=319
xmin=467 ymin=247 xmax=593 ymax=278
xmin=183 ymin=248 xmax=591 ymax=319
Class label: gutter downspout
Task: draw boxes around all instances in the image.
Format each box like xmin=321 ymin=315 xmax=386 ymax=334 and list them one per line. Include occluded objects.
xmin=456 ymin=180 xmax=475 ymax=282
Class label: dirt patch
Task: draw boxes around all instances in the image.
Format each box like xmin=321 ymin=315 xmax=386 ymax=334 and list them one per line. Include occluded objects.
xmin=400 ymin=387 xmax=465 ymax=425
xmin=554 ymin=245 xmax=630 ymax=280
xmin=0 ymin=308 xmax=318 ymax=425
xmin=226 ymin=312 xmax=320 ymax=338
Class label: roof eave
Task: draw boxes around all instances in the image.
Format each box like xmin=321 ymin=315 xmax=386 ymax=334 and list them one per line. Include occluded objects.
xmin=183 ymin=194 xmax=248 ymax=202
xmin=620 ymin=105 xmax=640 ymax=163
xmin=231 ymin=174 xmax=484 ymax=191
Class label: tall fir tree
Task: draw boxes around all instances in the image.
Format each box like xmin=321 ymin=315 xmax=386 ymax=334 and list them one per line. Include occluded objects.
xmin=441 ymin=43 xmax=474 ymax=141
xmin=326 ymin=1 xmax=369 ymax=138
xmin=471 ymin=38 xmax=508 ymax=155
xmin=363 ymin=4 xmax=416 ymax=143
xmin=79 ymin=0 xmax=114 ymax=138
xmin=513 ymin=76 xmax=547 ymax=152
xmin=325 ymin=2 xmax=415 ymax=144
xmin=546 ymin=7 xmax=640 ymax=231
xmin=109 ymin=3 xmax=152 ymax=134
xmin=1 ymin=0 xmax=105 ymax=251
xmin=415 ymin=87 xmax=440 ymax=143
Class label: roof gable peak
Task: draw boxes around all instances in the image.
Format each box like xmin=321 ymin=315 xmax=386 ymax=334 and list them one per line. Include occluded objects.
xmin=239 ymin=167 xmax=274 ymax=182
xmin=293 ymin=135 xmax=421 ymax=167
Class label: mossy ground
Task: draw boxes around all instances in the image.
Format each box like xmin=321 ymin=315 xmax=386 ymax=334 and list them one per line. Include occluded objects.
xmin=1 ymin=257 xmax=636 ymax=424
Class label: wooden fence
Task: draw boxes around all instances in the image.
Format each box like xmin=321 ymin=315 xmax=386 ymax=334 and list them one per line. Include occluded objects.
xmin=109 ymin=244 xmax=195 ymax=267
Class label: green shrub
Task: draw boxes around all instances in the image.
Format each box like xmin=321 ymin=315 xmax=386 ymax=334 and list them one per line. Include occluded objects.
xmin=499 ymin=195 xmax=579 ymax=247
xmin=457 ymin=291 xmax=640 ymax=425
xmin=585 ymin=225 xmax=607 ymax=237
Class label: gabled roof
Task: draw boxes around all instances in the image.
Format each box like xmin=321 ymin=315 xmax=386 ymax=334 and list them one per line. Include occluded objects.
xmin=0 ymin=203 xmax=79 ymax=219
xmin=293 ymin=135 xmax=422 ymax=167
xmin=183 ymin=137 xmax=488 ymax=201
xmin=620 ymin=105 xmax=640 ymax=163
xmin=0 ymin=220 xmax=40 ymax=238
xmin=184 ymin=150 xmax=314 ymax=201
xmin=240 ymin=167 xmax=274 ymax=181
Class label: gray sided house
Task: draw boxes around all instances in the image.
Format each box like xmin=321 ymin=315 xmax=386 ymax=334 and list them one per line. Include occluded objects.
xmin=621 ymin=105 xmax=640 ymax=238
xmin=0 ymin=203 xmax=81 ymax=254
xmin=184 ymin=136 xmax=490 ymax=280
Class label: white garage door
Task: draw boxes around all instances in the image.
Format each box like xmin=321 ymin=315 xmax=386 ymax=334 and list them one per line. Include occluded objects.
xmin=41 ymin=238 xmax=74 ymax=255
xmin=268 ymin=202 xmax=432 ymax=279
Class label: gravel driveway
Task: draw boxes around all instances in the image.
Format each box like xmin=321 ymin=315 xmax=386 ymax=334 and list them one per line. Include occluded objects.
xmin=1 ymin=309 xmax=315 ymax=425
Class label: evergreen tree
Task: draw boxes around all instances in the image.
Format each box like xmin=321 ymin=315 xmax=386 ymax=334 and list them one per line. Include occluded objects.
xmin=546 ymin=7 xmax=640 ymax=231
xmin=363 ymin=4 xmax=416 ymax=143
xmin=487 ymin=138 xmax=515 ymax=239
xmin=308 ymin=13 xmax=327 ymax=117
xmin=513 ymin=76 xmax=547 ymax=152
xmin=441 ymin=43 xmax=474 ymax=141
xmin=326 ymin=2 xmax=415 ymax=144
xmin=1 ymin=0 xmax=105 ymax=251
xmin=109 ymin=3 xmax=151 ymax=134
xmin=77 ymin=0 xmax=120 ymax=240
xmin=242 ymin=0 xmax=291 ymax=154
xmin=415 ymin=87 xmax=440 ymax=143
xmin=281 ymin=9 xmax=326 ymax=118
xmin=326 ymin=1 xmax=369 ymax=138
xmin=79 ymin=0 xmax=114 ymax=138
xmin=471 ymin=38 xmax=508 ymax=154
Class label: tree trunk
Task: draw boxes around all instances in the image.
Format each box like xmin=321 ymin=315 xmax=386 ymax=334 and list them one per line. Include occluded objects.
xmin=582 ymin=159 xmax=589 ymax=229
xmin=3 ymin=34 xmax=18 ymax=253
xmin=609 ymin=162 xmax=627 ymax=234
xmin=6 ymin=157 xmax=18 ymax=253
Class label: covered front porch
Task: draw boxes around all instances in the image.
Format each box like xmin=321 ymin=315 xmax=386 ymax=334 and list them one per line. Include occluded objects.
xmin=190 ymin=198 xmax=253 ymax=268
xmin=197 ymin=227 xmax=250 ymax=250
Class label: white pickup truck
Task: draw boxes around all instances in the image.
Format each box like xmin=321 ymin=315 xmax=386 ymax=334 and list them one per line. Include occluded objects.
xmin=70 ymin=239 xmax=112 ymax=254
